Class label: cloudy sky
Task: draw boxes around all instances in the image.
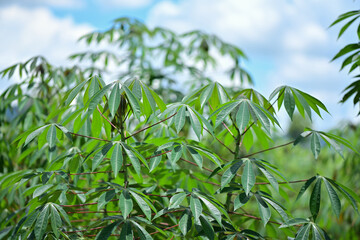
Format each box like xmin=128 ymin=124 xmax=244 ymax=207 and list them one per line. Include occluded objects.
xmin=0 ymin=0 xmax=359 ymax=130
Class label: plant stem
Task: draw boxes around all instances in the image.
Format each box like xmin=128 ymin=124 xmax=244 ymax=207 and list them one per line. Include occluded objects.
xmin=125 ymin=112 xmax=177 ymax=140
xmin=243 ymin=140 xmax=295 ymax=158
xmin=225 ymin=135 xmax=241 ymax=212
xmin=228 ymin=211 xmax=281 ymax=225
xmin=97 ymin=106 xmax=121 ymax=135
xmin=119 ymin=96 xmax=128 ymax=188
xmin=204 ymin=128 xmax=234 ymax=154
xmin=69 ymin=132 xmax=110 ymax=142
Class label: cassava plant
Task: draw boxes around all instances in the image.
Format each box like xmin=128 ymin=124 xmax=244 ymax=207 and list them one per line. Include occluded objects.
xmin=0 ymin=17 xmax=359 ymax=240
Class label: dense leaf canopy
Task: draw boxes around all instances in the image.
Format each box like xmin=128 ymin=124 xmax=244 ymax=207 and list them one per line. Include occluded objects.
xmin=0 ymin=15 xmax=359 ymax=240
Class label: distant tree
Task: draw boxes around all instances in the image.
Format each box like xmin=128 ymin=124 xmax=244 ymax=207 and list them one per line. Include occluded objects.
xmin=287 ymin=113 xmax=312 ymax=140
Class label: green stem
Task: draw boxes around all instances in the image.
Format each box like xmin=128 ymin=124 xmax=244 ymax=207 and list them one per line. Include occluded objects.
xmin=225 ymin=135 xmax=241 ymax=212
xmin=119 ymin=95 xmax=128 ymax=188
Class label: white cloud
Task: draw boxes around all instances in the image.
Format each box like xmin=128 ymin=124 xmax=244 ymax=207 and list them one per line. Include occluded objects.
xmin=146 ymin=0 xmax=360 ymax=129
xmin=0 ymin=5 xmax=93 ymax=91
xmin=283 ymin=23 xmax=328 ymax=52
xmin=0 ymin=0 xmax=84 ymax=8
xmin=0 ymin=5 xmax=92 ymax=67
xmin=96 ymin=0 xmax=153 ymax=8
xmin=148 ymin=0 xmax=281 ymax=46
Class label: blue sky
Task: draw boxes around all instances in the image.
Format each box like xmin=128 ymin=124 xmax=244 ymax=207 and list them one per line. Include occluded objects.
xmin=0 ymin=0 xmax=359 ymax=130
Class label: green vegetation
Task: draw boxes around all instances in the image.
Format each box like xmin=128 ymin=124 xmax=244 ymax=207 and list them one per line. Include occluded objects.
xmin=0 ymin=14 xmax=359 ymax=240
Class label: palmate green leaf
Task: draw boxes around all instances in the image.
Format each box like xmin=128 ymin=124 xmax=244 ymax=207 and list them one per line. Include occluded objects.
xmin=330 ymin=10 xmax=360 ymax=27
xmin=111 ymin=143 xmax=123 ymax=177
xmin=149 ymin=152 xmax=162 ymax=172
xmin=242 ymin=159 xmax=256 ymax=195
xmin=319 ymin=131 xmax=359 ymax=155
xmin=55 ymin=124 xmax=72 ymax=141
xmin=234 ymin=192 xmax=251 ymax=211
xmin=262 ymin=196 xmax=288 ymax=222
xmin=119 ymin=220 xmax=133 ymax=240
xmin=131 ymin=78 xmax=142 ymax=99
xmin=95 ymin=221 xmax=121 ymax=240
xmin=199 ymin=215 xmax=215 ymax=240
xmin=98 ymin=190 xmax=116 ymax=211
xmin=205 ymin=82 xmax=222 ymax=110
xmin=109 ymin=82 xmax=121 ymax=117
xmin=255 ymin=194 xmax=271 ymax=226
xmin=192 ymin=107 xmax=216 ymax=136
xmin=35 ymin=205 xmax=50 ymax=240
xmin=326 ymin=178 xmax=359 ymax=213
xmin=24 ymin=125 xmax=50 ymax=147
xmin=46 ymin=125 xmax=57 ymax=148
xmin=141 ymin=87 xmax=153 ymax=118
xmin=269 ymin=86 xmax=329 ymax=120
xmin=187 ymin=146 xmax=203 ymax=168
xmin=332 ymin=43 xmax=360 ymax=61
xmin=179 ymin=209 xmax=192 ymax=236
xmin=284 ymin=88 xmax=295 ymax=119
xmin=124 ymin=85 xmax=141 ymax=119
xmin=130 ymin=191 xmax=152 ymax=221
xmin=33 ymin=184 xmax=53 ymax=198
xmin=239 ymin=229 xmax=264 ymax=239
xmin=249 ymin=102 xmax=270 ymax=129
xmin=50 ymin=205 xmax=62 ymax=238
xmin=148 ymin=87 xmax=166 ymax=112
xmin=221 ymin=160 xmax=243 ymax=189
xmin=339 ymin=51 xmax=360 ymax=71
xmin=318 ymin=134 xmax=344 ymax=159
xmin=88 ymin=76 xmax=100 ymax=98
xmin=280 ymin=218 xmax=309 ymax=228
xmin=190 ymin=194 xmax=202 ymax=221
xmin=23 ymin=210 xmax=39 ymax=229
xmin=295 ymin=223 xmax=311 ymax=240
xmin=210 ymin=101 xmax=240 ymax=128
xmin=169 ymin=192 xmax=187 ymax=209
xmin=322 ymin=178 xmax=341 ymax=218
xmin=187 ymin=106 xmax=202 ymax=140
xmin=256 ymin=163 xmax=279 ymax=192
xmin=174 ymin=105 xmax=186 ymax=133
xmin=170 ymin=145 xmax=183 ymax=164
xmin=182 ymin=85 xmax=207 ymax=105
xmin=87 ymin=82 xmax=114 ymax=113
xmin=53 ymin=204 xmax=71 ymax=226
xmin=236 ymin=101 xmax=250 ymax=132
xmin=92 ymin=143 xmax=113 ymax=171
xmin=120 ymin=190 xmax=133 ymax=219
xmin=311 ymin=132 xmax=321 ymax=159
xmin=141 ymin=84 xmax=156 ymax=113
xmin=312 ymin=224 xmax=324 ymax=240
xmin=129 ymin=189 xmax=157 ymax=213
xmin=64 ymin=78 xmax=90 ymax=106
xmin=223 ymin=234 xmax=236 ymax=240
xmin=0 ymin=227 xmax=12 ymax=239
xmin=296 ymin=176 xmax=317 ymax=201
xmin=121 ymin=143 xmax=143 ymax=176
xmin=199 ymin=82 xmax=215 ymax=107
xmin=191 ymin=145 xmax=222 ymax=167
xmin=198 ymin=195 xmax=222 ymax=225
xmin=131 ymin=220 xmax=153 ymax=240
xmin=216 ymin=82 xmax=230 ymax=104
xmin=126 ymin=143 xmax=149 ymax=168
xmin=310 ymin=178 xmax=322 ymax=221
xmin=293 ymin=89 xmax=312 ymax=120
xmin=236 ymin=88 xmax=272 ymax=111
